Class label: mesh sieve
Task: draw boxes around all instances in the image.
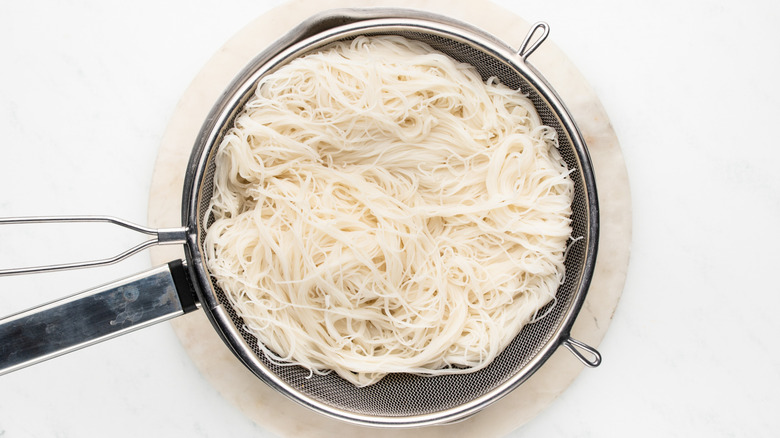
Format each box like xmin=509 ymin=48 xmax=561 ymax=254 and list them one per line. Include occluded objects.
xmin=182 ymin=9 xmax=599 ymax=427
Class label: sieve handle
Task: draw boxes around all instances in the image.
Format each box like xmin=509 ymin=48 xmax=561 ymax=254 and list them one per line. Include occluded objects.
xmin=0 ymin=215 xmax=188 ymax=276
xmin=0 ymin=260 xmax=197 ymax=376
xmin=562 ymin=337 xmax=602 ymax=367
xmin=517 ymin=22 xmax=550 ymax=60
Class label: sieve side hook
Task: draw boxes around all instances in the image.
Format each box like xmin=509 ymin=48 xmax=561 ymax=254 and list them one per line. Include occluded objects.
xmin=517 ymin=22 xmax=550 ymax=60
xmin=562 ymin=337 xmax=602 ymax=367
xmin=0 ymin=215 xmax=188 ymax=276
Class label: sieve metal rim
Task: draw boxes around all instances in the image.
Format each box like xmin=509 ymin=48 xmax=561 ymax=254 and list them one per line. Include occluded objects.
xmin=180 ymin=9 xmax=600 ymax=427
xmin=0 ymin=7 xmax=599 ymax=428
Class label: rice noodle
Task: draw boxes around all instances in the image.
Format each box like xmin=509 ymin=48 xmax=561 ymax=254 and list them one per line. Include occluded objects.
xmin=204 ymin=35 xmax=574 ymax=387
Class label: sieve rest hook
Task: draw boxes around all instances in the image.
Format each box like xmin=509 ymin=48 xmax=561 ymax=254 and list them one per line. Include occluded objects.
xmin=562 ymin=337 xmax=602 ymax=367
xmin=517 ymin=22 xmax=550 ymax=60
xmin=0 ymin=215 xmax=188 ymax=276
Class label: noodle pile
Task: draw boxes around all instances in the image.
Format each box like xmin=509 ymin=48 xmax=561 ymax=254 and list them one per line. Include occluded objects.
xmin=204 ymin=36 xmax=574 ymax=386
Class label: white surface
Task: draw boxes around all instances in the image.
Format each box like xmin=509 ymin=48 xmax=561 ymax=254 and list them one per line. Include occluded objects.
xmin=0 ymin=1 xmax=778 ymax=437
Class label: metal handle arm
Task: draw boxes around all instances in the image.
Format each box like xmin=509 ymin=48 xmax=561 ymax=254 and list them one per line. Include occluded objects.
xmin=0 ymin=216 xmax=188 ymax=276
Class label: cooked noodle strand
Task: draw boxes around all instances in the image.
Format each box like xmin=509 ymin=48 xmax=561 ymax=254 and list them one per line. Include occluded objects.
xmin=204 ymin=36 xmax=573 ymax=386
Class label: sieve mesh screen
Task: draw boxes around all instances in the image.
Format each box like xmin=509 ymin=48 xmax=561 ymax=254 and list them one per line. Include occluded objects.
xmin=194 ymin=27 xmax=592 ymax=419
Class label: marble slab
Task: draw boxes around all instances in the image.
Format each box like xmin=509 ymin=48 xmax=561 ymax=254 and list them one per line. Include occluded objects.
xmin=147 ymin=0 xmax=631 ymax=436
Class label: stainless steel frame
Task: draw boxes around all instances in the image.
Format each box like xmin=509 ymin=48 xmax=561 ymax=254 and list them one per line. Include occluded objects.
xmin=0 ymin=8 xmax=601 ymax=427
xmin=181 ymin=9 xmax=600 ymax=426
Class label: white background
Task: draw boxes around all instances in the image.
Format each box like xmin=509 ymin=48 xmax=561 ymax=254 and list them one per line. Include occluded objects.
xmin=1 ymin=1 xmax=779 ymax=436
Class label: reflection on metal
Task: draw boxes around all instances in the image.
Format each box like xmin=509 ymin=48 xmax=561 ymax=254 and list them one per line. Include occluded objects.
xmin=0 ymin=264 xmax=184 ymax=375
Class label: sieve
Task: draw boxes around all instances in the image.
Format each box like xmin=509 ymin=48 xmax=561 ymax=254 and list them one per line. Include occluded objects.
xmin=0 ymin=8 xmax=600 ymax=427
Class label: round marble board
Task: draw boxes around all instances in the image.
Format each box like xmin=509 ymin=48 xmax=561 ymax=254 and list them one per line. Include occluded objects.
xmin=147 ymin=0 xmax=631 ymax=436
